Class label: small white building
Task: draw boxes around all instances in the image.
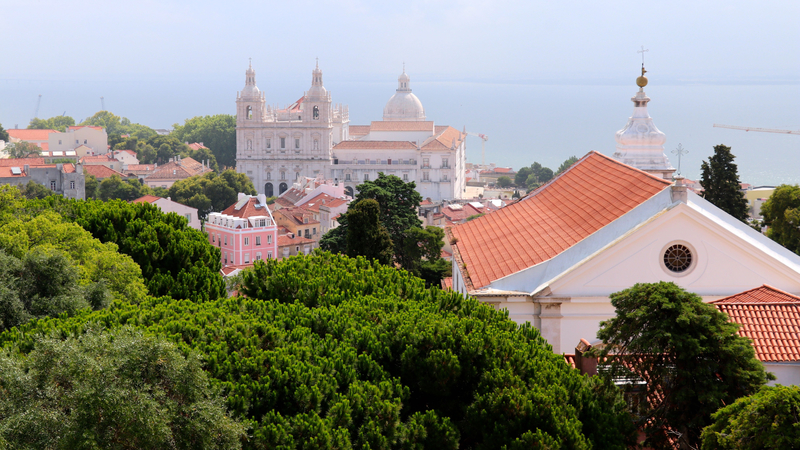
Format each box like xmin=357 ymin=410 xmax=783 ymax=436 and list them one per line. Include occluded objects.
xmin=132 ymin=195 xmax=201 ymax=230
xmin=48 ymin=126 xmax=109 ymax=156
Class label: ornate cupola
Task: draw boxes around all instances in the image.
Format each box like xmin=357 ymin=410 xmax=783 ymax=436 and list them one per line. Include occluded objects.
xmin=237 ymin=59 xmax=265 ymax=124
xmin=306 ymin=58 xmax=328 ymax=100
xmin=613 ymin=65 xmax=675 ymax=180
xmin=383 ymin=64 xmax=426 ymax=121
xmin=240 ymin=60 xmax=261 ymax=99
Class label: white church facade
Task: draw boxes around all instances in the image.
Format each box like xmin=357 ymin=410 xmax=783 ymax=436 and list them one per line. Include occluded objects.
xmin=447 ymin=69 xmax=800 ymax=381
xmin=235 ymin=63 xmax=466 ymax=202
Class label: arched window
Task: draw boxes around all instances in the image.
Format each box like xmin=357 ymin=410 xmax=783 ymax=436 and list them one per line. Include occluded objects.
xmin=265 ymin=183 xmax=273 ymax=197
xmin=246 ymin=106 xmax=253 ymax=120
xmin=344 ymin=186 xmax=354 ymax=197
xmin=279 ymin=183 xmax=288 ymax=195
xmin=280 ymin=171 xmax=286 ymax=180
xmin=313 ymin=105 xmax=319 ymax=120
xmin=313 ymin=139 xmax=319 ymax=150
xmin=247 ymin=139 xmax=252 ymax=150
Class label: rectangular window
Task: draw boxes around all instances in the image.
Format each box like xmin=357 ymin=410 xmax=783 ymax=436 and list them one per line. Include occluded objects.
xmin=345 ymin=174 xmax=351 ymax=181
xmin=423 ymin=158 xmax=430 ymax=168
xmin=403 ymin=173 xmax=408 ymax=181
xmin=268 ymin=251 xmax=273 ymax=259
xmin=184 ymin=213 xmax=191 ymax=222
xmin=212 ymin=234 xmax=216 ymax=243
xmin=267 ymin=235 xmax=272 ymax=244
xmin=295 ymin=138 xmax=300 ymax=149
xmin=69 ymin=181 xmax=75 ymax=189
xmin=256 ymin=236 xmax=261 ymax=245
xmin=280 ymin=137 xmax=286 ymax=148
xmin=266 ymin=139 xmax=271 ymax=149
xmin=224 ymin=253 xmax=227 ymax=264
xmin=50 ymin=181 xmax=56 ymax=190
xmin=304 ymin=229 xmax=310 ymax=238
xmin=364 ymin=173 xmax=369 ymax=181
xmin=267 ymin=172 xmax=271 ymax=180
xmin=423 ymin=172 xmax=429 ymax=181
xmin=244 ymin=253 xmax=250 ymax=264
xmin=244 ymin=237 xmax=249 ymax=246
xmin=256 ymin=252 xmax=262 ymax=260
xmin=442 ymin=174 xmax=448 ymax=181
xmin=224 ymin=235 xmax=228 ymax=245
xmin=313 ymin=227 xmax=316 ymax=235
xmin=442 ymin=158 xmax=449 ymax=168
xmin=59 ymin=140 xmax=62 ymax=145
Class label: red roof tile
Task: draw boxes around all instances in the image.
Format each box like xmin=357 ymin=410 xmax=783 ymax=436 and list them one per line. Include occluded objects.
xmin=450 ymin=151 xmax=672 ymax=290
xmin=0 ymin=157 xmax=46 ymax=166
xmin=370 ymin=121 xmax=434 ymax=132
xmin=221 ymin=196 xmax=272 ymax=219
xmin=187 ymin=142 xmax=208 ymax=151
xmin=422 ymin=126 xmax=464 ymax=150
xmin=441 ymin=277 xmax=453 ymax=289
xmin=131 ymin=195 xmax=162 ymax=204
xmin=82 ymin=165 xmax=125 ymax=179
xmin=349 ymin=125 xmax=371 ymax=135
xmin=0 ymin=167 xmax=26 ymax=177
xmin=711 ymin=285 xmax=800 ymax=362
xmin=277 ymin=235 xmax=316 ymax=246
xmin=333 ymin=140 xmax=417 ymax=150
xmin=7 ymin=129 xmax=55 ymax=141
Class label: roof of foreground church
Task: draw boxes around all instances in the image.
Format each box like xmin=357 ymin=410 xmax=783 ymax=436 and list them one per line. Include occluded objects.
xmin=449 ymin=151 xmax=672 ymax=290
xmin=711 ymin=285 xmax=800 ymax=362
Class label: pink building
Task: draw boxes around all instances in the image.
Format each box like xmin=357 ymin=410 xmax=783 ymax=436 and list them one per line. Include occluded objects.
xmin=206 ymin=193 xmax=278 ymax=266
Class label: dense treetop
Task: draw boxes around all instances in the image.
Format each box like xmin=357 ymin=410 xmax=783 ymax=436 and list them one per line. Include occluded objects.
xmin=700 ymin=144 xmax=749 ymax=222
xmin=168 ymin=170 xmax=256 ymax=221
xmin=761 ymin=184 xmax=800 ymax=255
xmin=3 ymin=253 xmax=635 ymax=449
xmin=171 ymin=115 xmax=236 ymax=169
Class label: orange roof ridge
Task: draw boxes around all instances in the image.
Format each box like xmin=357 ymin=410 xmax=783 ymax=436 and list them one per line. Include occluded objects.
xmin=710 ymin=285 xmax=800 ymax=304
xmin=450 ymin=151 xmax=673 ymax=290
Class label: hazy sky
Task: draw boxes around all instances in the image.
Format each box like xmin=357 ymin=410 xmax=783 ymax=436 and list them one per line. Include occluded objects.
xmin=1 ymin=1 xmax=798 ymax=184
xmin=3 ymin=0 xmax=797 ymax=84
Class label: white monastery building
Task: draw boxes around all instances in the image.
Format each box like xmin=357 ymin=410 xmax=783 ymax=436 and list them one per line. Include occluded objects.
xmin=235 ymin=62 xmax=466 ymax=202
xmin=447 ymin=69 xmax=800 ymax=384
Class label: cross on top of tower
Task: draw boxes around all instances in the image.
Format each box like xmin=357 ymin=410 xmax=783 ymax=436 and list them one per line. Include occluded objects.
xmin=316 ymin=57 xmax=319 ymax=69
xmin=249 ymin=57 xmax=252 ymax=69
xmin=638 ymin=46 xmax=649 ymax=67
xmin=671 ymin=143 xmax=689 ymax=176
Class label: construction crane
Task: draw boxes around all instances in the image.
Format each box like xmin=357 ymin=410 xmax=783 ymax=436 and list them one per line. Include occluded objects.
xmin=101 ymin=96 xmax=105 ymax=111
xmin=713 ymin=124 xmax=800 ymax=135
xmin=466 ymin=132 xmax=489 ymax=166
xmin=32 ymin=94 xmax=42 ymax=120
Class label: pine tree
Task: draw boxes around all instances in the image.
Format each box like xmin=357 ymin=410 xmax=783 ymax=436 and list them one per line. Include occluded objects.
xmin=699 ymin=144 xmax=749 ymax=222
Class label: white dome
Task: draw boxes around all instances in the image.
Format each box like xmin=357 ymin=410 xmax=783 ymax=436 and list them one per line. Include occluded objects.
xmin=307 ymin=62 xmax=327 ymax=98
xmin=383 ymin=70 xmax=425 ymax=121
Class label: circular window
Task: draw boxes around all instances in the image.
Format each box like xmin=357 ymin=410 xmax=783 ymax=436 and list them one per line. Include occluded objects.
xmin=663 ymin=244 xmax=692 ymax=273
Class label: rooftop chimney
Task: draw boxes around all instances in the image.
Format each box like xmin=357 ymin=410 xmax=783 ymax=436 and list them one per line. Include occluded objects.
xmin=671 ymin=176 xmax=688 ymax=203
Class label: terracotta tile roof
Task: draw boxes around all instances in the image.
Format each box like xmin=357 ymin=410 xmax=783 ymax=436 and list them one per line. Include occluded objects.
xmin=220 ymin=263 xmax=253 ymax=276
xmin=422 ymin=126 xmax=464 ymax=150
xmin=349 ymin=125 xmax=371 ymax=135
xmin=7 ymin=129 xmax=55 ymax=141
xmin=493 ymin=167 xmax=514 ymax=173
xmin=221 ymin=196 xmax=272 ymax=219
xmin=79 ymin=155 xmax=115 ymax=164
xmin=68 ymin=126 xmax=103 ymax=131
xmin=711 ymin=285 xmax=800 ymax=362
xmin=82 ymin=165 xmax=125 ymax=179
xmin=277 ymin=234 xmax=316 ymax=246
xmin=0 ymin=157 xmax=46 ymax=166
xmin=450 ymin=151 xmax=672 ymax=290
xmin=39 ymin=143 xmax=49 ymax=151
xmin=303 ymin=192 xmax=346 ymax=211
xmin=370 ymin=121 xmax=434 ymax=132
xmin=0 ymin=167 xmax=26 ymax=177
xmin=274 ymin=207 xmax=320 ymax=226
xmin=147 ymin=157 xmax=210 ymax=180
xmin=441 ymin=203 xmax=484 ymax=223
xmin=131 ymin=195 xmax=162 ymax=204
xmin=187 ymin=142 xmax=208 ymax=151
xmin=441 ymin=277 xmax=453 ymax=290
xmin=333 ymin=140 xmax=417 ymax=150
xmin=273 ymin=197 xmax=295 ymax=208
xmin=124 ymin=164 xmax=156 ymax=172
xmin=62 ymin=163 xmax=76 ymax=173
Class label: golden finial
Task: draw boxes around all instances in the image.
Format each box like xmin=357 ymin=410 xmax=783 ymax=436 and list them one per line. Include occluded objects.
xmin=637 ymin=65 xmax=648 ymax=87
xmin=636 ymin=46 xmax=649 ymax=87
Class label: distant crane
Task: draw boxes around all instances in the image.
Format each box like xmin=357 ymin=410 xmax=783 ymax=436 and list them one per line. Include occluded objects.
xmin=32 ymin=94 xmax=42 ymax=121
xmin=466 ymin=132 xmax=489 ymax=166
xmin=713 ymin=124 xmax=800 ymax=135
xmin=100 ymin=96 xmax=105 ymax=111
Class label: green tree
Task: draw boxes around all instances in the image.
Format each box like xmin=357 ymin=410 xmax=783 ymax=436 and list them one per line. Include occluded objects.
xmin=23 ymin=196 xmax=224 ymax=302
xmin=183 ymin=145 xmax=219 ymax=172
xmin=27 ymin=115 xmax=75 ymax=132
xmin=171 ymin=115 xmax=237 ymax=169
xmin=5 ymin=141 xmax=41 ymax=159
xmin=5 ymin=253 xmax=634 ymax=449
xmin=0 ymin=123 xmax=9 ymax=142
xmin=761 ymin=184 xmax=800 ymax=255
xmin=557 ymin=155 xmax=579 ymax=175
xmin=701 ymin=385 xmax=800 ymax=450
xmin=514 ymin=166 xmax=532 ymax=186
xmin=399 ymin=226 xmax=451 ymax=286
xmin=96 ymin=174 xmax=150 ymax=202
xmin=80 ymin=110 xmax=130 ymax=136
xmin=497 ymin=175 xmax=512 ymax=188
xmin=700 ymin=144 xmax=749 ymax=222
xmin=17 ymin=180 xmax=54 ymax=200
xmin=0 ymin=326 xmax=245 ymax=449
xmin=168 ymin=170 xmax=256 ymax=221
xmin=84 ymin=173 xmax=98 ymax=199
xmin=589 ymin=282 xmax=770 ymax=450
xmin=346 ymin=199 xmax=394 ymax=265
